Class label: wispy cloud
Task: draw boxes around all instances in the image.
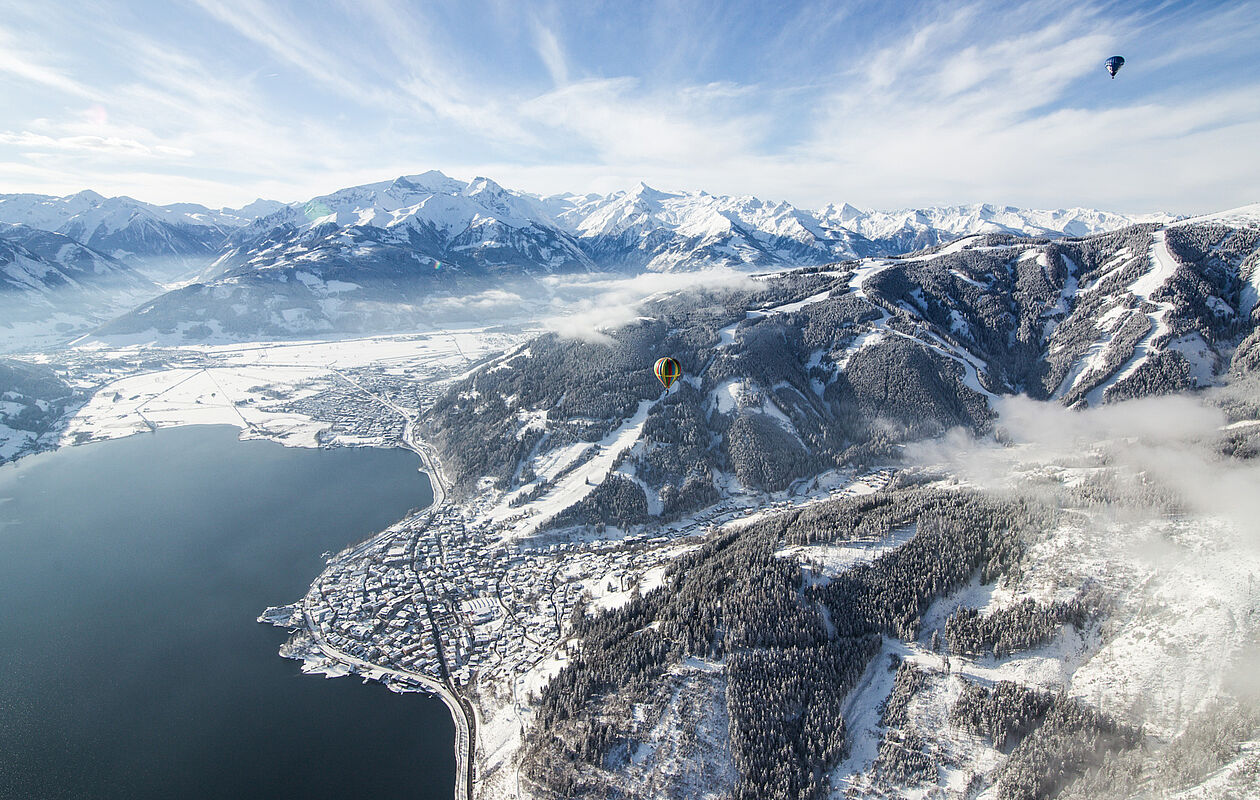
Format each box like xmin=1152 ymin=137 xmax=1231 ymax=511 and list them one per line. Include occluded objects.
xmin=0 ymin=27 xmax=96 ymax=100
xmin=530 ymin=17 xmax=569 ymax=86
xmin=0 ymin=0 xmax=1256 ymax=212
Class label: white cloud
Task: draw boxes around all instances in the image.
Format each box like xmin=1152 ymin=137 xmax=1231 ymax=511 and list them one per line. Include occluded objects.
xmin=540 ymin=268 xmax=756 ymax=344
xmin=910 ymin=393 xmax=1260 ymax=538
xmin=0 ymin=27 xmax=96 ymax=100
xmin=530 ymin=19 xmax=569 ymax=86
xmin=0 ymin=0 xmax=1256 ymax=214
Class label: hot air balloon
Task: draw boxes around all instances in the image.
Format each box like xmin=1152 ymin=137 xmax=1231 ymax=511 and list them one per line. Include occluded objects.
xmin=653 ymin=357 xmax=681 ymax=390
xmin=1105 ymin=55 xmax=1125 ymax=79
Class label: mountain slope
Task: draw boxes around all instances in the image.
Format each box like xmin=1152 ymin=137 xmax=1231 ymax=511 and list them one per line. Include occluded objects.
xmin=420 ymin=215 xmax=1260 ymax=525
xmin=211 ymin=172 xmax=593 ymax=278
xmin=0 ymin=190 xmax=282 ymax=280
xmin=0 ymin=358 xmax=79 ymax=462
xmin=0 ymin=224 xmax=157 ymax=352
xmin=818 ymin=202 xmax=1176 ymax=253
xmin=407 ymin=212 xmax=1260 ymax=800
xmin=544 ymin=183 xmax=882 ymax=271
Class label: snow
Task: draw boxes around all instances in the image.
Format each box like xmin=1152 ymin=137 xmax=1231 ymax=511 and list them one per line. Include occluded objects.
xmin=712 ymin=291 xmax=833 ymax=348
xmin=0 ymin=421 xmax=38 ymax=461
xmin=835 ymin=329 xmax=888 ymax=370
xmin=487 ymin=398 xmax=656 ymax=538
xmin=1063 ymin=516 xmax=1260 ymax=738
xmin=762 ymin=288 xmax=833 ymax=314
xmin=889 ymin=327 xmax=996 ymax=399
xmin=830 ymin=641 xmax=904 ymax=789
xmin=1167 ymin=741 xmax=1260 ymax=799
xmin=1223 ymin=419 xmax=1260 ymax=430
xmin=780 ymin=524 xmax=917 ymax=580
xmin=617 ymin=659 xmax=736 ymax=798
xmin=848 ymin=259 xmax=895 ymax=299
xmin=60 ymin=327 xmax=525 ymax=450
xmin=1243 ymin=262 xmax=1260 ymax=319
xmin=1170 ymin=202 xmax=1260 ymax=230
xmin=1083 ymin=229 xmax=1180 ymax=405
xmin=1168 ymin=333 xmax=1218 ymax=385
xmin=911 ymin=235 xmax=981 ymax=262
xmin=949 ymin=268 xmax=988 ymax=289
xmin=1077 ymin=248 xmax=1133 ymax=294
xmin=711 ymin=379 xmax=743 ymax=413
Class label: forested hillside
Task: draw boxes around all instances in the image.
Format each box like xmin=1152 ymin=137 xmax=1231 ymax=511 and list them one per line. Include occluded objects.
xmin=420 ymin=218 xmax=1260 ymax=536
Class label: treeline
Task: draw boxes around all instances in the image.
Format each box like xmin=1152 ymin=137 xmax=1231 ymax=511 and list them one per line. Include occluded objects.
xmin=870 ymin=661 xmax=938 ymax=787
xmin=522 ymin=520 xmax=877 ymax=800
xmin=944 ymin=585 xmax=1107 ymax=658
xmin=0 ymin=359 xmax=79 ymax=459
xmin=1162 ymin=223 xmax=1260 ymax=343
xmin=813 ymin=491 xmax=1046 ymax=640
xmin=1061 ymin=700 xmax=1260 ymax=800
xmin=543 ymin=473 xmax=651 ymax=530
xmin=952 ymin=680 xmax=1139 ymax=800
xmin=727 ymin=640 xmax=878 ymax=800
xmin=422 ymin=269 xmax=1000 ymax=508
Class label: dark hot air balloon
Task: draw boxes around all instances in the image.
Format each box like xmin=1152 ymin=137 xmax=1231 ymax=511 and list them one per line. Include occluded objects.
xmin=653 ymin=357 xmax=681 ymax=390
xmin=1105 ymin=55 xmax=1125 ymax=79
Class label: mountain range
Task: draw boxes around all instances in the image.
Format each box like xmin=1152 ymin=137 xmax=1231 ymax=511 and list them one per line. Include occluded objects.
xmin=0 ymin=190 xmax=285 ymax=279
xmin=0 ymin=171 xmax=1182 ymax=347
xmin=0 ymin=223 xmax=156 ymax=351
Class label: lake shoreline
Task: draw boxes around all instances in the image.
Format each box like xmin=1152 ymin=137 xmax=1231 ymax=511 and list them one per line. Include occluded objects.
xmin=0 ymin=425 xmax=454 ymax=799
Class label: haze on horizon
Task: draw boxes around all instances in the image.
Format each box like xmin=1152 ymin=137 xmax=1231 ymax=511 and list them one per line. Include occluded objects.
xmin=0 ymin=0 xmax=1257 ymax=215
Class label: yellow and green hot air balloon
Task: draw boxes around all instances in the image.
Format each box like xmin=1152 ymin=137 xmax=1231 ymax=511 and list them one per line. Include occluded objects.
xmin=654 ymin=357 xmax=681 ymax=390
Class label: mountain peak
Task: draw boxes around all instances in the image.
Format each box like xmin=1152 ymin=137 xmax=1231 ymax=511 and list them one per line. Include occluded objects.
xmin=390 ymin=170 xmax=460 ymax=195
xmin=464 ymin=176 xmax=506 ymax=196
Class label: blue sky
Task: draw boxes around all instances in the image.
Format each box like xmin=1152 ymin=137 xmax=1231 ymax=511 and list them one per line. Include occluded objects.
xmin=0 ymin=0 xmax=1256 ymax=213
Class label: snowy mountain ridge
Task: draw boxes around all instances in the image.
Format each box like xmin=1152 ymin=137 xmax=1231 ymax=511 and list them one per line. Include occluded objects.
xmin=0 ymin=190 xmax=283 ymax=276
xmin=220 ymin=171 xmax=1174 ymax=276
xmin=409 ymin=215 xmax=1260 ymax=799
xmin=0 ymin=223 xmax=156 ymax=352
xmin=3 ymin=173 xmax=1178 ymax=280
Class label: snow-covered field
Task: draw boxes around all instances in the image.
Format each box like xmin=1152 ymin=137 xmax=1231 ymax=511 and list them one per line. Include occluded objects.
xmin=56 ymin=327 xmax=534 ymax=450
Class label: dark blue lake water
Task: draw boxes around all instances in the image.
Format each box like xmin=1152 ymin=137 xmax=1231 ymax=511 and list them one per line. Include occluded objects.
xmin=0 ymin=425 xmax=454 ymax=800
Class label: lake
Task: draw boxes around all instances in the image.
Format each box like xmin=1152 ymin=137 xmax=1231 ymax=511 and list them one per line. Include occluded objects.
xmin=0 ymin=425 xmax=454 ymax=800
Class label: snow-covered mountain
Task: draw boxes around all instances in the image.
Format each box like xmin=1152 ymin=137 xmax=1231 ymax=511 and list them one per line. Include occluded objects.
xmin=541 ymin=183 xmax=882 ymax=270
xmin=0 ymin=223 xmax=156 ymax=352
xmin=543 ymin=188 xmax=1175 ymax=272
xmin=210 ymin=171 xmax=593 ymax=281
xmin=211 ymin=171 xmax=1170 ymax=281
xmin=409 ymin=206 xmax=1260 ymax=800
xmin=422 ymin=209 xmax=1260 ymax=511
xmin=3 ymin=176 xmax=1176 ymax=286
xmin=0 ymin=357 xmax=79 ymax=462
xmin=4 ymin=172 xmax=1188 ymax=346
xmin=817 ymin=202 xmax=1176 ymax=254
xmin=0 ymin=190 xmax=281 ymax=279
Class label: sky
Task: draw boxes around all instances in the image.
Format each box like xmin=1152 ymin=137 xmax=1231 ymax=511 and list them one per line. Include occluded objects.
xmin=0 ymin=0 xmax=1257 ymax=214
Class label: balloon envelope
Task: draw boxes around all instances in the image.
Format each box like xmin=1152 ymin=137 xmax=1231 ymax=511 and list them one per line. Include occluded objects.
xmin=1105 ymin=55 xmax=1125 ymax=78
xmin=654 ymin=357 xmax=682 ymax=389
